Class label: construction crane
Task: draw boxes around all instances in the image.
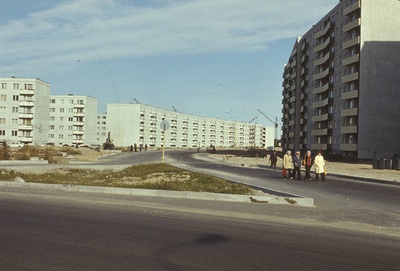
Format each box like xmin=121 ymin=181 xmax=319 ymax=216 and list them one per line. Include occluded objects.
xmin=257 ymin=109 xmax=279 ymax=140
xmin=172 ymin=106 xmax=177 ymax=112
xmin=248 ymin=116 xmax=258 ymax=123
xmin=133 ymin=98 xmax=140 ymax=104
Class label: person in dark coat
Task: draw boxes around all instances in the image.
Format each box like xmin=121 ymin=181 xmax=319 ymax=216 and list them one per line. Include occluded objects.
xmin=292 ymin=151 xmax=302 ymax=180
xmin=303 ymin=151 xmax=313 ymax=181
xmin=269 ymin=150 xmax=278 ymax=169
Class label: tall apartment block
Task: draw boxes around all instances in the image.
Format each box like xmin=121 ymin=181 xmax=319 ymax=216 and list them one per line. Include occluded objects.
xmin=282 ymin=0 xmax=400 ymax=159
xmin=0 ymin=77 xmax=50 ymax=145
xmin=106 ymin=104 xmax=273 ymax=148
xmin=48 ymin=95 xmax=98 ymax=146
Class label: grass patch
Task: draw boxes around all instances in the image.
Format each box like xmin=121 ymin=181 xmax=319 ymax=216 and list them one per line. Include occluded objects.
xmin=0 ymin=163 xmax=255 ymax=195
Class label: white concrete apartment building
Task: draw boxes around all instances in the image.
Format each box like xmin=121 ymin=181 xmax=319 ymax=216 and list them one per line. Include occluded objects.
xmin=48 ymin=95 xmax=98 ymax=146
xmin=96 ymin=113 xmax=107 ymax=144
xmin=0 ymin=77 xmax=50 ymax=145
xmin=281 ymin=0 xmax=400 ymax=159
xmin=106 ymin=104 xmax=273 ymax=149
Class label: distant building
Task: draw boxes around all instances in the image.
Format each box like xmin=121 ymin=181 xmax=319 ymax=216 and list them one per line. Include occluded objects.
xmin=48 ymin=95 xmax=98 ymax=146
xmin=96 ymin=113 xmax=107 ymax=145
xmin=0 ymin=77 xmax=50 ymax=145
xmin=281 ymin=0 xmax=400 ymax=159
xmin=106 ymin=104 xmax=273 ymax=149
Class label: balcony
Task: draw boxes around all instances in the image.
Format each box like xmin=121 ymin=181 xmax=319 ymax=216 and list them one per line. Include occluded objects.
xmin=72 ymin=130 xmax=84 ymax=135
xmin=311 ymin=143 xmax=328 ymax=151
xmin=341 ymin=108 xmax=358 ymax=117
xmin=290 ymin=60 xmax=297 ymax=68
xmin=313 ymin=52 xmax=331 ymax=67
xmin=342 ymin=90 xmax=359 ymax=100
xmin=290 ymin=84 xmax=296 ymax=91
xmin=301 ymin=92 xmax=308 ymax=100
xmin=314 ymin=37 xmax=330 ymax=53
xmin=342 ymin=36 xmax=360 ymax=50
xmin=313 ymin=82 xmax=330 ymax=95
xmin=312 ymin=113 xmax=331 ymax=122
xmin=19 ymin=89 xmax=34 ymax=96
xmin=313 ymin=67 xmax=330 ymax=81
xmin=290 ymin=72 xmax=297 ymax=79
xmin=341 ymin=72 xmax=359 ymax=84
xmin=72 ymin=139 xmax=84 ymax=144
xmin=343 ymin=1 xmax=360 ymax=16
xmin=18 ymin=125 xmax=33 ymax=131
xmin=289 ymin=96 xmax=296 ymax=103
xmin=312 ymin=98 xmax=332 ymax=109
xmin=340 ymin=144 xmax=358 ymax=151
xmin=301 ymin=105 xmax=308 ymax=112
xmin=73 ymin=112 xmax=85 ymax=117
xmin=20 ymin=137 xmax=33 ymax=143
xmin=343 ymin=19 xmax=361 ymax=32
xmin=73 ymin=121 xmax=85 ymax=126
xmin=19 ymin=101 xmax=34 ymax=107
xmin=19 ymin=113 xmax=34 ymax=119
xmin=73 ymin=104 xmax=85 ymax=109
xmin=342 ymin=54 xmax=359 ymax=66
xmin=289 ymin=120 xmax=295 ymax=126
xmin=314 ymin=21 xmax=332 ymax=39
xmin=341 ymin=126 xmax=358 ymax=134
xmin=311 ymin=128 xmax=331 ymax=136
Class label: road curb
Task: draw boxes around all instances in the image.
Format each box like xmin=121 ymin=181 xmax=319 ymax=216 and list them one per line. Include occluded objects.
xmin=0 ymin=181 xmax=314 ymax=207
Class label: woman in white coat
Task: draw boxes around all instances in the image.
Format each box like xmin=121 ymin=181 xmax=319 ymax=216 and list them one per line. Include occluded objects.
xmin=314 ymin=150 xmax=326 ymax=181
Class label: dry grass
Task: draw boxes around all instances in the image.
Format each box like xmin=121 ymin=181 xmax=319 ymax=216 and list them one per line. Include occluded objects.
xmin=0 ymin=163 xmax=255 ymax=195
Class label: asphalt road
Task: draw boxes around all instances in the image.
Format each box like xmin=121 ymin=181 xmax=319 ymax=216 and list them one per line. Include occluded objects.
xmin=1 ymin=188 xmax=400 ymax=271
xmin=1 ymin=149 xmax=399 ymax=270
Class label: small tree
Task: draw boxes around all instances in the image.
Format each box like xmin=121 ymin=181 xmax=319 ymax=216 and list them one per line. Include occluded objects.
xmin=0 ymin=141 xmax=10 ymax=160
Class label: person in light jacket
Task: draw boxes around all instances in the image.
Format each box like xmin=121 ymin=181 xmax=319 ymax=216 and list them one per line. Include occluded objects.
xmin=314 ymin=150 xmax=326 ymax=181
xmin=283 ymin=150 xmax=293 ymax=180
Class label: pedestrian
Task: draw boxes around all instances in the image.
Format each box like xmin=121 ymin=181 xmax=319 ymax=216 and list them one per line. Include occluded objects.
xmin=282 ymin=150 xmax=293 ymax=180
xmin=314 ymin=150 xmax=326 ymax=181
xmin=269 ymin=150 xmax=278 ymax=169
xmin=303 ymin=151 xmax=313 ymax=181
xmin=144 ymin=144 xmax=148 ymax=151
xmin=130 ymin=145 xmax=133 ymax=153
xmin=134 ymin=143 xmax=137 ymax=152
xmin=292 ymin=151 xmax=301 ymax=180
xmin=139 ymin=144 xmax=143 ymax=152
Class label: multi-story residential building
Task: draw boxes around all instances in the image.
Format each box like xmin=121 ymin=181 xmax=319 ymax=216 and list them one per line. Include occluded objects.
xmin=0 ymin=77 xmax=50 ymax=145
xmin=106 ymin=104 xmax=273 ymax=148
xmin=281 ymin=0 xmax=400 ymax=159
xmin=48 ymin=94 xmax=98 ymax=146
xmin=96 ymin=113 xmax=107 ymax=144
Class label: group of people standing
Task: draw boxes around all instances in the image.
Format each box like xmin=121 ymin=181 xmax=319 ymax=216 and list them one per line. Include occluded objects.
xmin=269 ymin=150 xmax=326 ymax=181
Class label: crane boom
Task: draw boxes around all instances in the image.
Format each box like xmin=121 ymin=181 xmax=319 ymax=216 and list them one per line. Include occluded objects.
xmin=257 ymin=109 xmax=277 ymax=127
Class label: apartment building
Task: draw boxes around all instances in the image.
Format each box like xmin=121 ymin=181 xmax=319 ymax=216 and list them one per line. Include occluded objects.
xmin=0 ymin=77 xmax=50 ymax=145
xmin=106 ymin=104 xmax=273 ymax=149
xmin=96 ymin=113 xmax=107 ymax=144
xmin=48 ymin=95 xmax=98 ymax=146
xmin=281 ymin=0 xmax=400 ymax=159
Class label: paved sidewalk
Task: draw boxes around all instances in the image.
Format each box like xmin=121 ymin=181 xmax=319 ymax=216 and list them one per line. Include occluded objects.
xmin=207 ymin=154 xmax=400 ymax=184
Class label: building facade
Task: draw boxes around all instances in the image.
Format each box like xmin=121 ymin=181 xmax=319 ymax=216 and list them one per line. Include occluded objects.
xmin=48 ymin=95 xmax=98 ymax=146
xmin=106 ymin=104 xmax=273 ymax=149
xmin=281 ymin=0 xmax=400 ymax=159
xmin=0 ymin=77 xmax=50 ymax=146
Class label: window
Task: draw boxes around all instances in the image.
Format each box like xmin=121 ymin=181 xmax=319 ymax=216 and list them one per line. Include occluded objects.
xmin=59 ymin=134 xmax=64 ymax=139
xmin=12 ymin=130 xmax=18 ymax=136
xmin=1 ymin=83 xmax=7 ymax=89
xmin=50 ymin=99 xmax=56 ymax=103
xmin=12 ymin=118 xmax=18 ymax=125
xmin=12 ymin=107 xmax=18 ymax=113
xmin=49 ymin=134 xmax=54 ymax=139
xmin=60 ymin=108 xmax=64 ymax=113
xmin=13 ymin=83 xmax=19 ymax=90
xmin=13 ymin=95 xmax=19 ymax=101
xmin=49 ymin=108 xmax=55 ymax=112
xmin=68 ymin=117 xmax=73 ymax=122
xmin=59 ymin=125 xmax=64 ymax=130
xmin=0 ymin=118 xmax=5 ymax=124
xmin=0 ymin=106 xmax=5 ymax=113
xmin=49 ymin=116 xmax=55 ymax=121
xmin=0 ymin=94 xmax=6 ymax=101
xmin=24 ymin=84 xmax=33 ymax=90
xmin=49 ymin=125 xmax=55 ymax=130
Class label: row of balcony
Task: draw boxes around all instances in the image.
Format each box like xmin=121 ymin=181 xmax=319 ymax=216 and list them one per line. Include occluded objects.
xmin=314 ymin=21 xmax=333 ymax=40
xmin=312 ymin=98 xmax=333 ymax=109
xmin=314 ymin=37 xmax=332 ymax=53
xmin=307 ymin=143 xmax=358 ymax=152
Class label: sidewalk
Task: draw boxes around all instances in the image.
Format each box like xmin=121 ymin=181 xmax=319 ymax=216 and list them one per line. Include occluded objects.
xmin=207 ymin=154 xmax=400 ymax=184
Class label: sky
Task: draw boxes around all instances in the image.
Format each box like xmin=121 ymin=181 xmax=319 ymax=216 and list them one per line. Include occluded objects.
xmin=0 ymin=0 xmax=338 ymax=128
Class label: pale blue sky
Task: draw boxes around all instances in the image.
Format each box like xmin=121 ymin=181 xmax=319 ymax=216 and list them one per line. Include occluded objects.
xmin=1 ymin=0 xmax=338 ymax=127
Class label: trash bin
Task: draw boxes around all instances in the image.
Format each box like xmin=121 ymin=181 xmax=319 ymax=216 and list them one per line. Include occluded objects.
xmin=378 ymin=159 xmax=386 ymax=169
xmin=372 ymin=159 xmax=379 ymax=169
xmin=385 ymin=159 xmax=392 ymax=170
xmin=392 ymin=158 xmax=400 ymax=170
